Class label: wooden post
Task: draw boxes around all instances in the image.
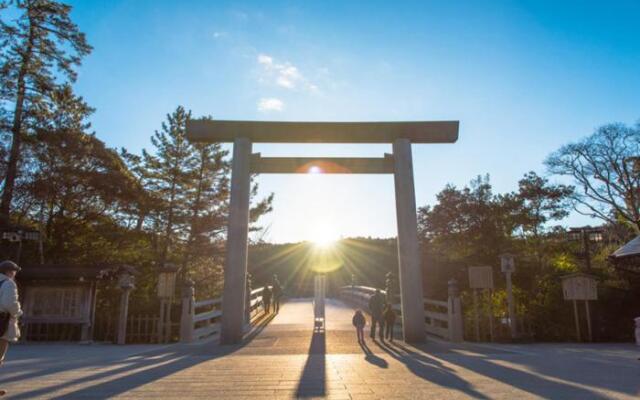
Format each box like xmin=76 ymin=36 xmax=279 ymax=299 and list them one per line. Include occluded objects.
xmin=117 ymin=272 xmax=135 ymax=345
xmin=585 ymin=300 xmax=593 ymax=342
xmin=180 ymin=281 xmax=195 ymax=343
xmin=447 ymin=279 xmax=464 ymax=342
xmin=165 ymin=297 xmax=173 ymax=342
xmin=221 ymin=137 xmax=252 ymax=345
xmin=487 ymin=289 xmax=494 ymax=342
xmin=573 ymin=299 xmax=581 ymax=342
xmin=505 ymin=270 xmax=517 ymax=339
xmin=393 ymin=138 xmax=426 ymax=343
xmin=117 ymin=287 xmax=132 ymax=345
xmin=473 ymin=289 xmax=480 ymax=341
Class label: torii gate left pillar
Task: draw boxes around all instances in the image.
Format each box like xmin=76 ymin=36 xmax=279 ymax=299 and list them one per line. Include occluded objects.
xmin=186 ymin=120 xmax=459 ymax=345
xmin=219 ymin=137 xmax=252 ymax=344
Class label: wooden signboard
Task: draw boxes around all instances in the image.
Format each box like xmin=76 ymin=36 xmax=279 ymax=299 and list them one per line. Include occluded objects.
xmin=468 ymin=266 xmax=494 ymax=289
xmin=562 ymin=273 xmax=598 ymax=301
xmin=157 ymin=272 xmax=176 ymax=299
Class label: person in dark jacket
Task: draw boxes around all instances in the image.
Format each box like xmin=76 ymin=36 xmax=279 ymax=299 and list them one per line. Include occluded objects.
xmin=271 ymin=275 xmax=282 ymax=313
xmin=383 ymin=304 xmax=397 ymax=342
xmin=352 ymin=309 xmax=366 ymax=342
xmin=368 ymin=289 xmax=385 ymax=340
xmin=262 ymin=286 xmax=272 ymax=313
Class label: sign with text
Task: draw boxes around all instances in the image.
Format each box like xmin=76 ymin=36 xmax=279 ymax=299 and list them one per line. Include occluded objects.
xmin=500 ymin=253 xmax=515 ymax=273
xmin=468 ymin=266 xmax=494 ymax=289
xmin=562 ymin=273 xmax=597 ymax=301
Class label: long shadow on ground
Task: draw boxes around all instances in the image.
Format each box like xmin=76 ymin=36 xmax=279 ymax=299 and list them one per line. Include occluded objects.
xmin=5 ymin=312 xmax=278 ymax=399
xmin=395 ymin=340 xmax=617 ymax=400
xmin=374 ymin=340 xmax=489 ymax=399
xmin=295 ymin=328 xmax=326 ymax=398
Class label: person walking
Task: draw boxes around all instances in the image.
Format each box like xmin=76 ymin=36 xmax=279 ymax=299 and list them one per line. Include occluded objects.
xmin=368 ymin=289 xmax=385 ymax=340
xmin=262 ymin=285 xmax=272 ymax=313
xmin=272 ymin=275 xmax=282 ymax=313
xmin=383 ymin=303 xmax=397 ymax=342
xmin=0 ymin=261 xmax=22 ymax=397
xmin=352 ymin=309 xmax=366 ymax=342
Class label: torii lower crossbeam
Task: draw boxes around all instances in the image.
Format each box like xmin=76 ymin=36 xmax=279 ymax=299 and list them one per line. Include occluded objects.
xmin=251 ymin=153 xmax=394 ymax=174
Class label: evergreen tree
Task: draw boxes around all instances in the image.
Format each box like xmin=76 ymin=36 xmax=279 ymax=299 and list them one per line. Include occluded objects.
xmin=142 ymin=106 xmax=194 ymax=267
xmin=0 ymin=0 xmax=91 ymax=224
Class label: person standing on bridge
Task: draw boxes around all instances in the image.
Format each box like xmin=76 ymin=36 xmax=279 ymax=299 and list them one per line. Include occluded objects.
xmin=0 ymin=261 xmax=22 ymax=397
xmin=262 ymin=285 xmax=272 ymax=313
xmin=368 ymin=289 xmax=385 ymax=340
xmin=272 ymin=275 xmax=282 ymax=313
xmin=352 ymin=309 xmax=366 ymax=342
xmin=383 ymin=303 xmax=397 ymax=342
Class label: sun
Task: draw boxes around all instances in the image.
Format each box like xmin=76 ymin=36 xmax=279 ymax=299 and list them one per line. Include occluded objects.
xmin=308 ymin=225 xmax=338 ymax=248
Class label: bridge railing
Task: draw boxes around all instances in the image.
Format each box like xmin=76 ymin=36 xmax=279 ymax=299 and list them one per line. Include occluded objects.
xmin=180 ymin=283 xmax=270 ymax=343
xmin=339 ymin=279 xmax=463 ymax=342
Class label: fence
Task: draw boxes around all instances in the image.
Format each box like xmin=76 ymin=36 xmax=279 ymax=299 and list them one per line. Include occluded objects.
xmin=180 ymin=283 xmax=270 ymax=343
xmin=93 ymin=313 xmax=168 ymax=343
xmin=339 ymin=279 xmax=463 ymax=342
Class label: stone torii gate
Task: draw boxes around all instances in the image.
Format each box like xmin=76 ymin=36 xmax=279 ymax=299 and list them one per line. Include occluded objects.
xmin=186 ymin=120 xmax=459 ymax=344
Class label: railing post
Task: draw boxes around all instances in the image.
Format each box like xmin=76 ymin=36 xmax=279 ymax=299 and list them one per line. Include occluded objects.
xmin=180 ymin=280 xmax=195 ymax=343
xmin=116 ymin=272 xmax=135 ymax=345
xmin=448 ymin=279 xmax=464 ymax=342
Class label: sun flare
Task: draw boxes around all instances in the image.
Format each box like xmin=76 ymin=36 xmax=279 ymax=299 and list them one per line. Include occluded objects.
xmin=308 ymin=225 xmax=338 ymax=248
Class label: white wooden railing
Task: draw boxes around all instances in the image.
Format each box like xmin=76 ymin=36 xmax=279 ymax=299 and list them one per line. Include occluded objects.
xmin=424 ymin=298 xmax=449 ymax=338
xmin=339 ymin=280 xmax=463 ymax=342
xmin=180 ymin=284 xmax=270 ymax=343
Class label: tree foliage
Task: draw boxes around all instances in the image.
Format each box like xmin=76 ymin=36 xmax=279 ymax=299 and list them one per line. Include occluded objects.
xmin=545 ymin=122 xmax=640 ymax=234
xmin=0 ymin=0 xmax=92 ymax=222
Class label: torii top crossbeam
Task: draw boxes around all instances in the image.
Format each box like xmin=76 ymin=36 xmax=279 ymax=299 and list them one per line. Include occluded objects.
xmin=186 ymin=120 xmax=459 ymax=143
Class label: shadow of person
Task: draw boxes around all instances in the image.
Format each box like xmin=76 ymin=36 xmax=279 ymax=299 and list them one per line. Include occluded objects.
xmin=360 ymin=339 xmax=388 ymax=368
xmin=374 ymin=340 xmax=489 ymax=399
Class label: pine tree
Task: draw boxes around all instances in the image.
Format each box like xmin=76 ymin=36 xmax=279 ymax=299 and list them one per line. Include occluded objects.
xmin=0 ymin=0 xmax=91 ymax=224
xmin=143 ymin=106 xmax=195 ymax=267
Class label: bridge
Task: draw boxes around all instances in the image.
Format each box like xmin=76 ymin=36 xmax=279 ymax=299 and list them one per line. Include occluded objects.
xmin=1 ymin=295 xmax=637 ymax=399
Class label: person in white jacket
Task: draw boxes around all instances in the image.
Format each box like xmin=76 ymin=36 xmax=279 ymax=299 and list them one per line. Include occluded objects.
xmin=0 ymin=260 xmax=22 ymax=397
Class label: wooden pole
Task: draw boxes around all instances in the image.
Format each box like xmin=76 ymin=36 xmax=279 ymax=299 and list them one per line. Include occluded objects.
xmin=505 ymin=270 xmax=517 ymax=339
xmin=488 ymin=289 xmax=494 ymax=342
xmin=585 ymin=300 xmax=593 ymax=342
xmin=117 ymin=288 xmax=131 ymax=345
xmin=473 ymin=289 xmax=480 ymax=341
xmin=573 ymin=299 xmax=581 ymax=342
xmin=165 ymin=297 xmax=172 ymax=342
xmin=158 ymin=299 xmax=166 ymax=343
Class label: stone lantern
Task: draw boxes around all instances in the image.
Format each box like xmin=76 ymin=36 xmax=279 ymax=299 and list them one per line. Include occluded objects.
xmin=116 ymin=267 xmax=136 ymax=345
xmin=157 ymin=263 xmax=179 ymax=343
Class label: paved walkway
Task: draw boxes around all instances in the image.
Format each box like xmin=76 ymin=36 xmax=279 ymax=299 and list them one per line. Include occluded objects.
xmin=1 ymin=298 xmax=638 ymax=399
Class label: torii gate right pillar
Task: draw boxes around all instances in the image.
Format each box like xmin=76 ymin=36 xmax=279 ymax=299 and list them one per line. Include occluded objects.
xmin=393 ymin=138 xmax=426 ymax=343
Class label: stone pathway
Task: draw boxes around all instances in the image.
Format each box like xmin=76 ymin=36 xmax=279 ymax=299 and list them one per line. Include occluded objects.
xmin=1 ymin=299 xmax=638 ymax=399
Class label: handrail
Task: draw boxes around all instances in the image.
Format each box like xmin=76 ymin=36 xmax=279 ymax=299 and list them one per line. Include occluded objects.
xmin=339 ymin=284 xmax=463 ymax=342
xmin=424 ymin=298 xmax=448 ymax=308
xmin=195 ymin=298 xmax=221 ymax=308
xmin=181 ymin=284 xmax=277 ymax=344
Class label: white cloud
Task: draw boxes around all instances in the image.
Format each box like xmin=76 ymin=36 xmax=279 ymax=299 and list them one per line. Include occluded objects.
xmin=257 ymin=97 xmax=284 ymax=112
xmin=256 ymin=53 xmax=317 ymax=92
xmin=258 ymin=54 xmax=273 ymax=66
xmin=213 ymin=31 xmax=227 ymax=39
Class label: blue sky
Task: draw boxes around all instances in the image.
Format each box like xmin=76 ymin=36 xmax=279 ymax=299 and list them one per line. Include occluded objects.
xmin=68 ymin=0 xmax=639 ymax=243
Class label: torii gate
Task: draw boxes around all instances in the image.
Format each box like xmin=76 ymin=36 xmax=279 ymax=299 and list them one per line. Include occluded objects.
xmin=186 ymin=120 xmax=459 ymax=344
